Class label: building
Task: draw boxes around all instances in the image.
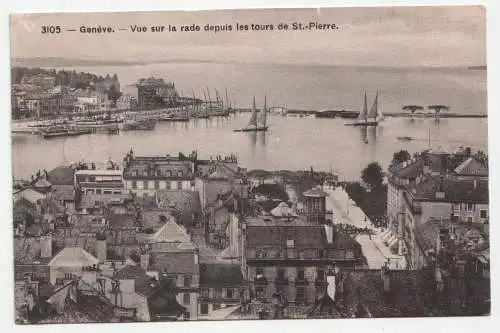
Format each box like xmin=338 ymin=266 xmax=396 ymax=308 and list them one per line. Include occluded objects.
xmin=75 ymin=169 xmax=123 ymax=196
xmin=387 ymin=148 xmax=489 ymax=261
xmin=116 ymin=94 xmax=138 ymax=110
xmin=122 ymin=151 xmax=196 ymax=197
xmin=47 ymin=247 xmax=100 ymax=286
xmin=24 ymin=92 xmax=60 ymax=118
xmin=21 ymin=74 xmax=56 ymax=89
xmin=198 ymin=263 xmax=244 ymax=318
xmin=136 ymin=77 xmax=178 ymax=110
xmin=141 ymin=218 xmax=200 ymax=320
xmin=122 ymin=84 xmax=139 ymax=100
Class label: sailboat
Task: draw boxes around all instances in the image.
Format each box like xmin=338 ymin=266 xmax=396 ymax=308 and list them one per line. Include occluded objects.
xmin=233 ymin=96 xmax=268 ymax=132
xmin=345 ymin=92 xmax=383 ymax=126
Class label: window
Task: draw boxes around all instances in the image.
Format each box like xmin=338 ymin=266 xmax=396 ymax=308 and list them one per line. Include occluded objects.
xmin=286 ymin=248 xmax=296 ymax=259
xmin=200 ymin=288 xmax=209 ymax=297
xmin=296 ymin=287 xmax=306 ymax=304
xmin=177 ymin=181 xmax=183 ymax=190
xmin=317 ymin=268 xmax=325 ymax=281
xmin=480 ymin=209 xmax=487 ymax=219
xmin=184 ymin=275 xmax=192 ymax=287
xmin=214 ymin=287 xmax=223 ymax=298
xmin=96 ymin=189 xmax=102 ymax=195
xmin=183 ymin=293 xmax=190 ymax=304
xmin=318 ymin=249 xmax=325 ymax=259
xmin=467 ymin=216 xmax=473 ymax=223
xmin=200 ymin=302 xmax=209 ymax=315
xmin=166 ymin=170 xmax=172 ymax=177
xmin=297 ymin=268 xmax=305 ymax=281
xmin=143 ymin=181 xmax=149 ymax=189
xmin=64 ymin=273 xmax=73 ymax=280
xmin=154 ymin=181 xmax=160 ymax=189
xmin=256 ymin=268 xmax=264 ymax=277
xmin=226 ymin=288 xmax=234 ymax=299
xmin=166 ymin=182 xmax=171 ymax=190
xmin=131 ymin=181 xmax=137 ymax=189
xmin=183 ymin=312 xmax=190 ymax=320
xmin=298 ymin=250 xmax=305 ymax=259
xmin=276 ymin=285 xmax=285 ymax=295
xmin=467 ymin=203 xmax=473 ymax=212
xmin=277 ymin=268 xmax=285 ymax=280
xmin=286 ymin=239 xmax=295 ymax=248
xmin=255 ymin=286 xmax=265 ymax=299
xmin=178 ymin=170 xmax=183 ymax=177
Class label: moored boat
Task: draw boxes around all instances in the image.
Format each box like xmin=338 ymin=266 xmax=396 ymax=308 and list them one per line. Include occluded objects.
xmin=233 ymin=95 xmax=269 ymax=132
xmin=345 ymin=92 xmax=383 ymax=127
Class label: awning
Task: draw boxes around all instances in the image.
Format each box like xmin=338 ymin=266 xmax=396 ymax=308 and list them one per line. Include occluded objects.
xmin=380 ymin=229 xmax=392 ymax=242
xmin=206 ymin=305 xmax=241 ymax=320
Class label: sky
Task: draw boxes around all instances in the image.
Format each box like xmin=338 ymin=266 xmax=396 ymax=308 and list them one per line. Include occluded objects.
xmin=10 ymin=6 xmax=486 ymax=67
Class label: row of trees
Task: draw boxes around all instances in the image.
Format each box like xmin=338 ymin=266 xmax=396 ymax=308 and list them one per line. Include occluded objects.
xmin=11 ymin=67 xmax=119 ymax=89
xmin=402 ymin=104 xmax=450 ymax=115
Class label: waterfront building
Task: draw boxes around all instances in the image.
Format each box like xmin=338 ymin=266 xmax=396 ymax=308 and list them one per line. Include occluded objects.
xmin=116 ymin=94 xmax=138 ymax=110
xmin=24 ymin=92 xmax=60 ymax=118
xmin=136 ymin=77 xmax=178 ymax=110
xmin=122 ymin=151 xmax=196 ymax=197
xmin=122 ymin=84 xmax=139 ymax=100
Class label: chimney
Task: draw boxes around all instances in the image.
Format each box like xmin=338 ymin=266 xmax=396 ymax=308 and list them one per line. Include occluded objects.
xmin=40 ymin=235 xmax=52 ymax=258
xmin=140 ymin=254 xmax=150 ymax=271
xmin=324 ymin=222 xmax=334 ymax=244
xmin=95 ymin=239 xmax=107 ymax=263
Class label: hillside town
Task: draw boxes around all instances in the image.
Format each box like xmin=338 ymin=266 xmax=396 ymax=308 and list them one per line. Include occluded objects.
xmin=11 ymin=68 xmax=191 ymax=120
xmin=13 ymin=145 xmax=490 ymax=323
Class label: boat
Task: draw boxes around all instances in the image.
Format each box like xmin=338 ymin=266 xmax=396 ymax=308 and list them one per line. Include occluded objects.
xmin=40 ymin=126 xmax=91 ymax=138
xmin=345 ymin=92 xmax=383 ymax=126
xmin=233 ymin=96 xmax=268 ymax=132
xmin=397 ymin=136 xmax=414 ymax=141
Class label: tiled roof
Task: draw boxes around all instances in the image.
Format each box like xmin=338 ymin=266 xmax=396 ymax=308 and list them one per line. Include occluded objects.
xmin=428 ymin=146 xmax=450 ymax=155
xmin=47 ymin=166 xmax=75 ymax=186
xmin=108 ymin=213 xmax=136 ymax=229
xmin=303 ymin=186 xmax=329 ymax=198
xmin=148 ymin=290 xmax=186 ymax=320
xmin=53 ymin=185 xmax=75 ymax=202
xmin=454 ymin=157 xmax=488 ymax=177
xmin=20 ymin=188 xmax=45 ymax=205
xmin=115 ymin=264 xmax=145 ymax=280
xmin=14 ymin=263 xmax=50 ymax=281
xmin=199 ymin=263 xmax=243 ymax=286
xmin=246 ymin=225 xmax=326 ymax=248
xmin=388 ymin=158 xmax=424 ymax=179
xmin=48 ymin=247 xmax=99 ymax=268
xmin=156 ymin=190 xmax=201 ymax=214
xmin=409 ymin=175 xmax=488 ymax=203
xmin=150 ymin=252 xmax=198 ymax=274
xmin=34 ymin=178 xmax=52 ymax=188
xmin=270 ymin=202 xmax=297 ymax=218
xmin=151 ymin=219 xmax=192 ymax=244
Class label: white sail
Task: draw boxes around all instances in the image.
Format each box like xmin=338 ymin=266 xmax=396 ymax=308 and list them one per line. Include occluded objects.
xmin=367 ymin=91 xmax=378 ymax=120
xmin=258 ymin=95 xmax=267 ymax=127
xmin=247 ymin=96 xmax=258 ymax=127
xmin=357 ymin=92 xmax=368 ymax=122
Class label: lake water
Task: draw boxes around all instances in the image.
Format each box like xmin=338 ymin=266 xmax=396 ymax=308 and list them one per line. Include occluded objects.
xmin=11 ymin=63 xmax=488 ymax=180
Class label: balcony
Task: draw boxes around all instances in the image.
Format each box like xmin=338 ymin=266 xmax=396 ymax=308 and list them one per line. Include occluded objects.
xmin=275 ymin=277 xmax=289 ymax=285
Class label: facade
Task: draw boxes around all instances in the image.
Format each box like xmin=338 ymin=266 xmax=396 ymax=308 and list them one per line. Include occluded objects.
xmin=47 ymin=247 xmax=100 ymax=286
xmin=116 ymin=94 xmax=138 ymax=110
xmin=21 ymin=74 xmax=56 ymax=89
xmin=136 ymin=77 xmax=178 ymax=110
xmin=141 ymin=219 xmax=200 ymax=320
xmin=243 ymin=216 xmax=361 ymax=305
xmin=122 ymin=151 xmax=196 ymax=197
xmin=75 ymin=169 xmax=123 ymax=195
xmin=198 ymin=263 xmax=244 ymax=318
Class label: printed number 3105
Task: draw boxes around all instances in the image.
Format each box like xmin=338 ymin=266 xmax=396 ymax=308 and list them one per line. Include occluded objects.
xmin=41 ymin=26 xmax=61 ymax=33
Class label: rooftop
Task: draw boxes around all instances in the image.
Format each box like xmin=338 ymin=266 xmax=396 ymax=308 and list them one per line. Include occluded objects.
xmin=48 ymin=247 xmax=99 ymax=268
xmin=47 ymin=166 xmax=75 ymax=186
xmin=409 ymin=174 xmax=488 ymax=203
xmin=199 ymin=263 xmax=244 ymax=286
xmin=388 ymin=158 xmax=424 ymax=179
xmin=454 ymin=157 xmax=488 ymax=177
xmin=151 ymin=218 xmax=192 ymax=244
xmin=303 ymin=186 xmax=329 ymax=198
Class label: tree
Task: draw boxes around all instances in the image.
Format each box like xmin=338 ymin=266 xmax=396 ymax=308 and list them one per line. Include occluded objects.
xmin=428 ymin=104 xmax=450 ymax=116
xmin=402 ymin=104 xmax=423 ymax=116
xmin=391 ymin=149 xmax=411 ymax=166
xmin=361 ymin=162 xmax=383 ymax=188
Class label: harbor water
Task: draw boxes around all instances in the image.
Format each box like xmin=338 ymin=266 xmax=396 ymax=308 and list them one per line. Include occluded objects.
xmin=12 ymin=114 xmax=488 ymax=181
xmin=11 ymin=63 xmax=487 ymax=180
